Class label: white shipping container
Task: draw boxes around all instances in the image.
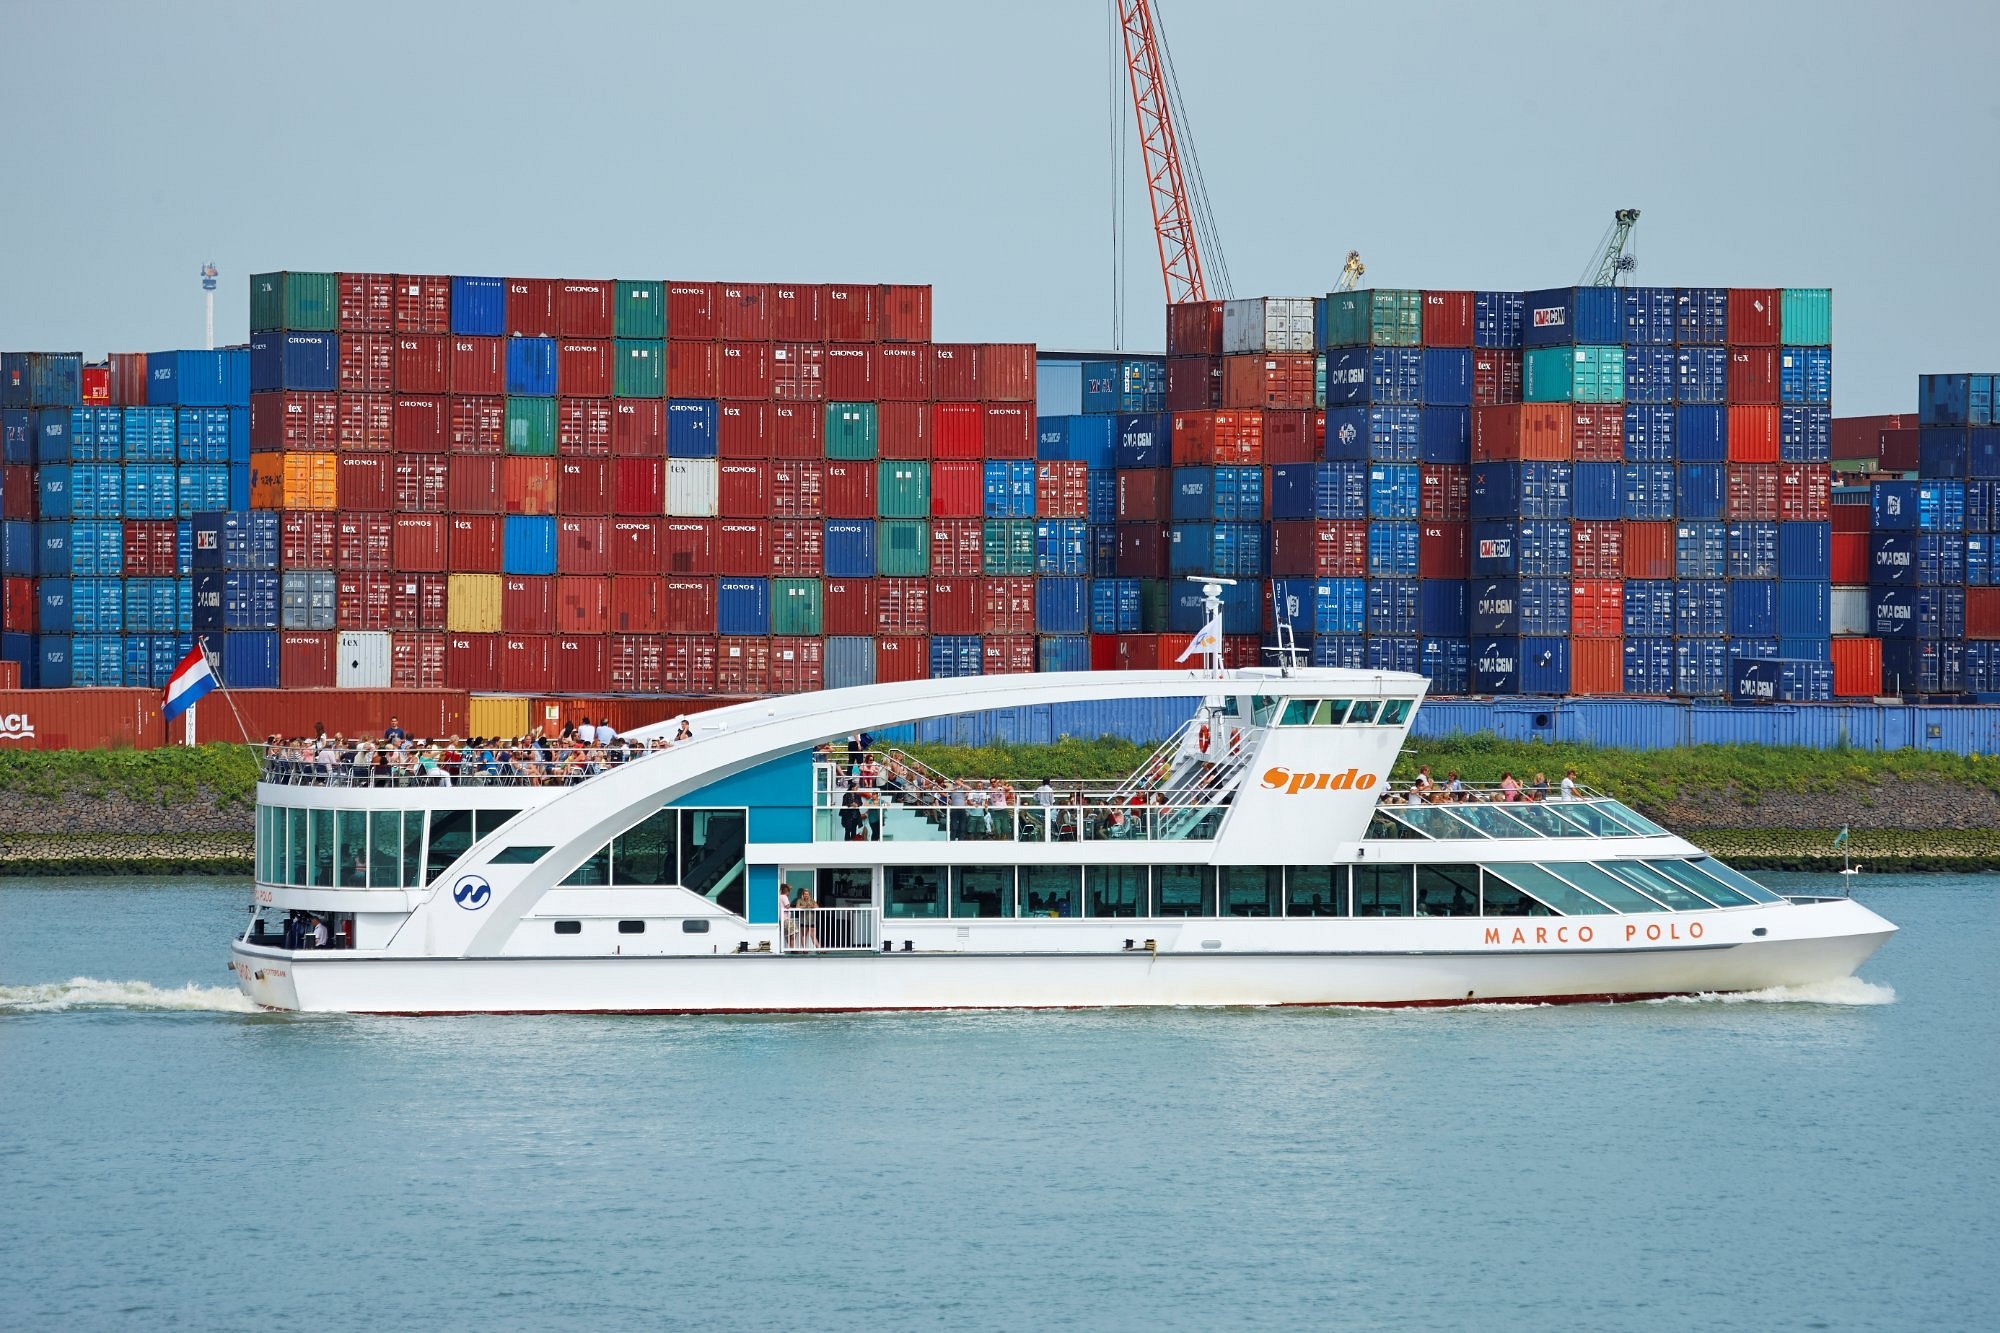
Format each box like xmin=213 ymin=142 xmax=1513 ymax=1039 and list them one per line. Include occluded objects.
xmin=1221 ymin=297 xmax=1316 ymax=354
xmin=1035 ymin=360 xmax=1083 ymax=417
xmin=668 ymin=459 xmax=719 ymax=517
xmin=336 ymin=630 xmax=392 ymax=688
xmin=1830 ymin=585 xmax=1870 ymax=636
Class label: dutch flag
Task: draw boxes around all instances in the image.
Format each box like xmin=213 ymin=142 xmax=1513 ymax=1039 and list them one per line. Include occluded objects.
xmin=162 ymin=643 xmax=219 ymax=722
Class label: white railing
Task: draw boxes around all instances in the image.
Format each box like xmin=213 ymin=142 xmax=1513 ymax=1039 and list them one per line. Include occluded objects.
xmin=781 ymin=906 xmax=877 ymax=952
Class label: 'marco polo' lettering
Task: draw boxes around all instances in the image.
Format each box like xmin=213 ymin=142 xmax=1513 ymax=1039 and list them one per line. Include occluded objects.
xmin=1260 ymin=766 xmax=1376 ymax=794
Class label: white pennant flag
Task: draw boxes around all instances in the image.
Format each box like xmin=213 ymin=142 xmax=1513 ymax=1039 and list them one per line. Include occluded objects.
xmin=1176 ymin=612 xmax=1223 ymax=664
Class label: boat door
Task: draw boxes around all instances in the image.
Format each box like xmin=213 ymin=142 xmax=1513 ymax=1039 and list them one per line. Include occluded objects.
xmin=778 ymin=867 xmax=878 ymax=951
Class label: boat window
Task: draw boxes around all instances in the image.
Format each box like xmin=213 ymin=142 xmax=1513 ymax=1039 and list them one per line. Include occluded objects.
xmin=1352 ymin=865 xmax=1412 ymax=917
xmin=1313 ymin=699 xmax=1351 ymax=725
xmin=1346 ymin=700 xmax=1379 ymax=724
xmin=1286 ymin=865 xmax=1346 ymax=916
xmin=1251 ymin=695 xmax=1279 ymax=725
xmin=1368 ymin=810 xmax=1426 ymax=839
xmin=1279 ymin=699 xmax=1317 ymax=726
xmin=1682 ymin=857 xmax=1784 ymax=904
xmin=1380 ymin=699 xmax=1412 ymax=725
xmin=612 ymin=808 xmax=678 ymax=886
xmin=1154 ymin=865 xmax=1216 ymax=917
xmin=401 ymin=810 xmax=426 ymax=889
xmin=337 ymin=811 xmax=367 ymax=888
xmin=885 ymin=866 xmax=945 ymax=919
xmin=1600 ymin=802 xmax=1670 ymax=837
xmin=561 ymin=845 xmax=610 ymax=887
xmin=1479 ymin=870 xmax=1551 ymax=916
xmin=1390 ymin=805 xmax=1491 ymax=839
xmin=1637 ymin=859 xmax=1734 ymax=907
xmin=1443 ymin=804 xmax=1539 ymax=839
xmin=1500 ymin=802 xmax=1595 ymax=838
xmin=554 ymin=920 xmax=581 ymax=935
xmin=952 ymin=866 xmax=1017 ymax=918
xmin=369 ymin=811 xmax=404 ymax=887
xmin=491 ymin=845 xmax=551 ymax=865
xmin=306 ymin=808 xmax=332 ymax=887
xmin=683 ymin=919 xmax=709 ymax=933
xmin=1416 ymin=864 xmax=1480 ymax=917
xmin=1484 ymin=864 xmax=1614 ymax=916
xmin=1556 ymin=803 xmax=1642 ymax=837
xmin=1537 ymin=862 xmax=1668 ymax=913
xmin=1596 ymin=861 xmax=1714 ymax=910
xmin=288 ymin=807 xmax=307 ymax=885
xmin=425 ymin=810 xmax=474 ymax=885
xmin=1020 ymin=866 xmax=1082 ymax=918
xmin=1221 ymin=866 xmax=1281 ymax=917
xmin=815 ymin=868 xmax=874 ymax=910
xmin=618 ymin=920 xmax=645 ymax=934
xmin=474 ymin=809 xmax=521 ymax=841
xmin=1087 ymin=865 xmax=1148 ymax=917
xmin=682 ymin=810 xmax=747 ymax=916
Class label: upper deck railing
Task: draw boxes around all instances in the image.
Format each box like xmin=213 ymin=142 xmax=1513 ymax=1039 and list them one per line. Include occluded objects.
xmin=1370 ymin=781 xmax=1671 ymax=842
xmin=254 ymin=736 xmax=696 ymax=789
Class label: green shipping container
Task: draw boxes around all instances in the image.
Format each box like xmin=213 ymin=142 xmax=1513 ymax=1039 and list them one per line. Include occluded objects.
xmin=1780 ymin=288 xmax=1832 ymax=346
xmin=614 ymin=339 xmax=665 ymax=398
xmin=504 ymin=396 xmax=557 ymax=455
xmin=1323 ymin=289 xmax=1422 ymax=348
xmin=876 ymin=520 xmax=930 ymax=576
xmin=1138 ymin=578 xmax=1172 ymax=632
xmin=770 ymin=577 xmax=824 ymax=636
xmin=876 ymin=460 xmax=931 ymax=518
xmin=826 ymin=402 xmax=879 ymax=460
xmin=250 ymin=271 xmax=338 ymax=333
xmin=1523 ymin=345 xmax=1626 ymax=404
xmin=615 ymin=280 xmax=667 ymax=339
xmin=982 ymin=519 xmax=1036 ymax=575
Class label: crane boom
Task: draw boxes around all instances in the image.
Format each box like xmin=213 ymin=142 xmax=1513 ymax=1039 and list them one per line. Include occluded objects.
xmin=1585 ymin=208 xmax=1642 ymax=287
xmin=1116 ymin=0 xmax=1208 ymax=304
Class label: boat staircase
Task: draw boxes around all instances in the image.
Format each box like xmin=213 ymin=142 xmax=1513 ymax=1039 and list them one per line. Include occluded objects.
xmin=1105 ymin=712 xmax=1259 ymax=839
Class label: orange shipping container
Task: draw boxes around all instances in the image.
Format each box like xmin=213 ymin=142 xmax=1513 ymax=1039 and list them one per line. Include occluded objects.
xmin=1622 ymin=521 xmax=1675 ymax=580
xmin=1034 ymin=461 xmax=1090 ymax=518
xmin=1569 ymin=637 xmax=1624 ymax=695
xmin=503 ymin=456 xmax=558 ymax=515
xmin=1570 ymin=580 xmax=1625 ymax=638
xmin=1220 ymin=354 xmax=1317 ymax=410
xmin=1727 ymin=404 xmax=1780 ymax=462
xmin=1170 ymin=410 xmax=1263 ymax=465
xmin=250 ymin=451 xmax=338 ymax=510
xmin=1472 ymin=404 xmax=1571 ymax=461
xmin=1830 ymin=637 xmax=1882 ymax=697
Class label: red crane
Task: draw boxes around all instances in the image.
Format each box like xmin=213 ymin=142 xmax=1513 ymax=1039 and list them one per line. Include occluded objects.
xmin=1115 ymin=0 xmax=1227 ymax=306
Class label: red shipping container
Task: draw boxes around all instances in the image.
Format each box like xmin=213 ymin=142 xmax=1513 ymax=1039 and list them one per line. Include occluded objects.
xmin=108 ymin=352 xmax=147 ymax=406
xmin=1222 ymin=635 xmax=1260 ymax=671
xmin=718 ymin=461 xmax=771 ymax=518
xmin=337 ymin=453 xmax=393 ymax=512
xmin=769 ymin=519 xmax=824 ymax=576
xmin=339 ymin=273 xmax=395 ymax=332
xmin=929 ymin=577 xmax=982 ymax=634
xmin=1419 ymin=465 xmax=1469 ymax=521
xmin=928 ymin=461 xmax=983 ymax=518
xmin=1831 ymin=637 xmax=1882 ymax=697
xmin=339 ymin=332 xmax=394 ymax=394
xmin=280 ymin=631 xmax=335 ymax=688
xmin=877 ymin=578 xmax=930 ymax=634
xmin=932 ymin=403 xmax=984 ymax=458
xmin=1167 ymin=300 xmax=1224 ymax=355
xmin=1623 ymin=521 xmax=1675 ymax=579
xmin=280 ymin=511 xmax=337 ymax=568
xmin=336 ymin=515 xmax=393 ymax=571
xmin=555 ymin=281 xmax=614 ymax=338
xmin=982 ymin=636 xmax=1036 ymax=675
xmin=716 ymin=341 xmax=771 ymax=400
xmin=1727 ymin=289 xmax=1781 ymax=346
xmin=823 ymin=344 xmax=874 ymax=400
xmin=1967 ymin=588 xmax=2000 ymax=638
xmin=1727 ymin=348 xmax=1779 ymax=405
xmin=337 ymin=394 xmax=394 ymax=453
xmin=336 ymin=573 xmax=392 ymax=629
xmin=506 ymin=278 xmax=558 ymax=336
xmin=716 ymin=638 xmax=772 ymax=695
xmin=661 ymin=577 xmax=718 ymax=633
xmin=394 ymin=455 xmax=450 ymax=513
xmin=667 ymin=282 xmax=717 ymax=341
xmin=558 ymin=399 xmax=614 ymax=456
xmin=930 ymin=519 xmax=984 ymax=576
xmin=394 ymin=276 xmax=452 ymax=334
xmin=823 ymin=461 xmax=876 ymax=518
xmin=1571 ymin=521 xmax=1624 ymax=580
xmin=389 ymin=576 xmax=447 ymax=632
xmin=123 ymin=520 xmax=179 ymax=576
xmin=878 ymin=401 xmax=931 ymax=459
xmin=715 ymin=283 xmax=771 ymax=341
xmin=1570 ymin=636 xmax=1624 ymax=695
xmin=1571 ymin=580 xmax=1625 ymax=638
xmin=497 ymin=634 xmax=556 ymax=693
xmin=1570 ymin=405 xmax=1625 ymax=463
xmin=822 ymin=285 xmax=880 ymax=342
xmin=1473 ymin=404 xmax=1571 ymax=461
xmin=769 ymin=403 xmax=823 ymax=458
xmin=502 ymin=577 xmax=556 ymax=634
xmin=1727 ymin=404 xmax=1780 ymax=462
xmin=823 ymin=578 xmax=878 ymax=635
xmin=981 ymin=344 xmax=1036 ymax=402
xmin=609 ymin=634 xmax=665 ymax=691
xmin=446 ymin=456 xmax=500 ymax=515
xmin=550 ymin=458 xmax=600 ymax=516
xmin=1422 ymin=291 xmax=1475 ymax=347
xmin=446 ymin=335 xmax=504 ymax=397
xmin=663 ymin=635 xmax=719 ymax=692
xmin=1105 ymin=633 xmax=1180 ymax=670
xmin=0 ymin=467 xmax=32 ymax=523
xmin=556 ymin=576 xmax=610 ymax=634
xmin=715 ymin=401 xmax=769 ymax=458
xmin=1727 ymin=464 xmax=1780 ymax=520
xmin=1115 ymin=522 xmax=1168 ymax=578
xmin=1880 ymin=429 xmax=1919 ymax=473
xmin=448 ymin=515 xmax=502 ymax=571
xmin=1418 ymin=522 xmax=1467 ymax=579
xmin=1269 ymin=521 xmax=1367 ymax=578
xmin=1116 ymin=469 xmax=1168 ymax=522
xmin=1221 ymin=354 xmax=1317 ymax=410
xmin=612 ymin=456 xmax=664 ymax=516
xmin=612 ymin=399 xmax=666 ymax=456
xmin=863 ymin=344 xmax=923 ymax=402
xmin=1831 ymin=413 xmax=1913 ymax=464
xmin=984 ymin=404 xmax=1034 ymax=459
xmin=392 ymin=396 xmax=448 ymax=453
xmin=391 ymin=334 xmax=448 ymax=394
xmin=769 ymin=460 xmax=824 ymax=518
xmin=879 ymin=284 xmax=932 ymax=343
xmin=558 ymin=340 xmax=614 ymax=398
xmin=1166 ymin=356 xmax=1222 ymax=412
xmin=980 ymin=576 xmax=1036 ymax=636
xmin=931 ymin=344 xmax=980 ymax=401
xmin=608 ymin=519 xmax=661 ymax=575
xmin=1262 ymin=409 xmax=1314 ymax=465
xmin=1831 ymin=531 xmax=1867 ymax=583
xmin=663 ymin=520 xmax=713 ymax=574
xmin=1473 ymin=349 xmax=1523 ymax=406
xmin=449 ymin=396 xmax=505 ymax=454
xmin=667 ymin=341 xmax=718 ymax=397
xmin=446 ymin=632 xmax=499 ymax=691
xmin=874 ymin=634 xmax=928 ymax=683
xmin=390 ymin=514 xmax=446 ymax=571
xmin=1778 ymin=464 xmax=1831 ymax=521
xmin=251 ymin=391 xmax=337 ymax=450
xmin=770 ymin=343 xmax=825 ymax=402
xmin=80 ymin=366 xmax=108 ymax=405
xmin=714 ymin=520 xmax=770 ymax=575
xmin=556 ymin=517 xmax=611 ymax=574
xmin=1170 ymin=411 xmax=1262 ymax=465
xmin=768 ymin=284 xmax=824 ymax=342
xmin=770 ymin=636 xmax=824 ymax=694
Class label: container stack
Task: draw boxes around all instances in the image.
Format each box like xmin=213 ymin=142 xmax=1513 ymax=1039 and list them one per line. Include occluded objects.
xmin=0 ymin=349 xmax=250 ymax=688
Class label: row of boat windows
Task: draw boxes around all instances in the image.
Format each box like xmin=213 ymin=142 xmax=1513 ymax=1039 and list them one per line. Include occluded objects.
xmin=1266 ymin=697 xmax=1415 ymax=728
xmin=1371 ymin=800 xmax=1670 ymax=841
xmin=256 ymin=806 xmax=519 ymax=890
xmin=877 ymin=858 xmax=1778 ymax=920
xmin=554 ymin=808 xmax=748 ymax=917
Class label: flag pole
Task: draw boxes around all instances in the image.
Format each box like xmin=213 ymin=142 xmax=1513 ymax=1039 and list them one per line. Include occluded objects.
xmin=198 ymin=637 xmax=256 ymax=747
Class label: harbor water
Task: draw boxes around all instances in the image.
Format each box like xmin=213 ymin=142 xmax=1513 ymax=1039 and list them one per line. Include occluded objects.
xmin=2 ymin=874 xmax=1994 ymax=1331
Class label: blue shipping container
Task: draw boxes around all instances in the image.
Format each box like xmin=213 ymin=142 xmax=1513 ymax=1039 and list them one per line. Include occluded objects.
xmin=1523 ymin=286 xmax=1622 ymax=348
xmin=1623 ymin=580 xmax=1674 ymax=637
xmin=1624 ymin=637 xmax=1675 ymax=693
xmin=1170 ymin=581 xmax=1260 ymax=635
xmin=1039 ymin=635 xmax=1091 ymax=673
xmin=506 ymin=337 xmax=559 ymax=397
xmin=1323 ymin=405 xmax=1420 ymax=462
xmin=217 ymin=630 xmax=282 ymax=689
xmin=1367 ymin=463 xmax=1421 ymax=519
xmin=1269 ymin=462 xmax=1366 ymax=521
xmin=451 ymin=277 xmax=508 ymax=336
xmin=248 ymin=331 xmax=338 ymax=393
xmin=1725 ymin=521 xmax=1779 ymax=578
xmin=1777 ymin=580 xmax=1831 ymax=638
xmin=1726 ymin=579 xmax=1778 ymax=637
xmin=1469 ymin=461 xmax=1572 ymax=520
xmin=1621 ymin=287 xmax=1677 ymax=345
xmin=1880 ymin=639 xmax=1965 ymax=694
xmin=69 ymin=406 xmax=124 ymax=461
xmin=1571 ymin=462 xmax=1622 ymax=520
xmin=1676 ymin=349 xmax=1728 ymax=406
xmin=1471 ymin=577 xmax=1568 ymax=635
xmin=1036 ymin=519 xmax=1092 ymax=576
xmin=1779 ymin=347 xmax=1833 ymax=405
xmin=1367 ymin=521 xmax=1421 ymax=578
xmin=1779 ymin=405 xmax=1831 ymax=463
xmin=1676 ymin=463 xmax=1726 ymax=520
xmin=1090 ymin=578 xmax=1142 ymax=634
xmin=824 ymin=520 xmax=875 ymax=577
xmin=1311 ymin=635 xmax=1367 ymax=670
xmin=1036 ymin=577 xmax=1090 ymax=634
xmin=985 ymin=461 xmax=1037 ymax=518
xmin=666 ymin=399 xmax=718 ymax=457
xmin=1420 ymin=349 xmax=1472 ymax=406
xmin=1366 ymin=635 xmax=1421 ymax=675
xmin=1622 ymin=461 xmax=1678 ymax=520
xmin=1469 ymin=520 xmax=1570 ymax=577
xmin=1675 ymin=639 xmax=1728 ymax=696
xmin=1311 ymin=578 xmax=1367 ymax=635
xmin=147 ymin=349 xmax=250 ymax=407
xmin=1675 ymin=579 xmax=1727 ymax=637
xmin=1418 ymin=579 xmax=1467 ymax=636
xmin=1471 ymin=638 xmax=1519 ymax=693
xmin=1473 ymin=292 xmax=1524 ymax=349
xmin=1364 ymin=578 xmax=1420 ymax=635
xmin=1624 ymin=403 xmax=1675 ymax=463
xmin=930 ymin=635 xmax=983 ymax=678
xmin=826 ymin=636 xmax=875 ymax=689
xmin=502 ymin=515 xmax=557 ymax=575
xmin=1675 ymin=288 xmax=1728 ymax=345
xmin=1420 ymin=637 xmax=1470 ymax=693
xmin=1324 ymin=347 xmax=1422 ymax=406
xmin=717 ymin=577 xmax=771 ymax=636
xmin=1113 ymin=413 xmax=1168 ymax=469
xmin=1623 ymin=344 xmax=1677 ymax=405
xmin=1870 ymin=585 xmax=1965 ymax=639
xmin=1418 ymin=406 xmax=1470 ymax=464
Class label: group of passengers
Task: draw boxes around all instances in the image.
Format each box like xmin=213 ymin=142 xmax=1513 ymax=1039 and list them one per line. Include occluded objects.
xmin=816 ymin=735 xmax=1156 ymax=843
xmin=262 ymin=713 xmax=699 ymax=787
xmin=1386 ymin=765 xmax=1581 ymax=806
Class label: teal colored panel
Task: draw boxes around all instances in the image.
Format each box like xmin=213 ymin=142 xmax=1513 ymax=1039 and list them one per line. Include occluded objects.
xmin=747 ymin=864 xmax=779 ymax=925
xmin=670 ymin=750 xmax=813 ymax=844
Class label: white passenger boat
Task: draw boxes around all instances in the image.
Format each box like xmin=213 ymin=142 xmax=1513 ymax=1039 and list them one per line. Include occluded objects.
xmin=230 ymin=662 xmax=1895 ymax=1014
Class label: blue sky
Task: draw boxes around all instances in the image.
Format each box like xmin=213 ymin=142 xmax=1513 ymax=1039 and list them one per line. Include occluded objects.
xmin=2 ymin=0 xmax=1991 ymax=413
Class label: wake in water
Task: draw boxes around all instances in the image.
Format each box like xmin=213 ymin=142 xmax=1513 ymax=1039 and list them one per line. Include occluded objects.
xmin=0 ymin=976 xmax=261 ymax=1014
xmin=1644 ymin=976 xmax=1896 ymax=1006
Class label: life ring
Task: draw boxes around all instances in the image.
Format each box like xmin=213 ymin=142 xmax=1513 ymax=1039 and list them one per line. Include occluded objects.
xmin=1197 ymin=723 xmax=1212 ymax=754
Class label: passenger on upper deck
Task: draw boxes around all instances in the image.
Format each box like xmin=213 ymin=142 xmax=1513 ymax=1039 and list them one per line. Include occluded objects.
xmin=1560 ymin=769 xmax=1579 ymax=800
xmin=1531 ymin=771 xmax=1550 ymax=802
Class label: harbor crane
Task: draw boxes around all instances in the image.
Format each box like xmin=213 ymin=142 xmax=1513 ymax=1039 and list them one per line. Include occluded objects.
xmin=1113 ymin=0 xmax=1229 ymax=306
xmin=1583 ymin=208 xmax=1641 ymax=286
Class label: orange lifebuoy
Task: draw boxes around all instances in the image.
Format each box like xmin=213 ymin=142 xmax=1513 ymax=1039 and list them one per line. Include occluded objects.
xmin=1197 ymin=723 xmax=1212 ymax=754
